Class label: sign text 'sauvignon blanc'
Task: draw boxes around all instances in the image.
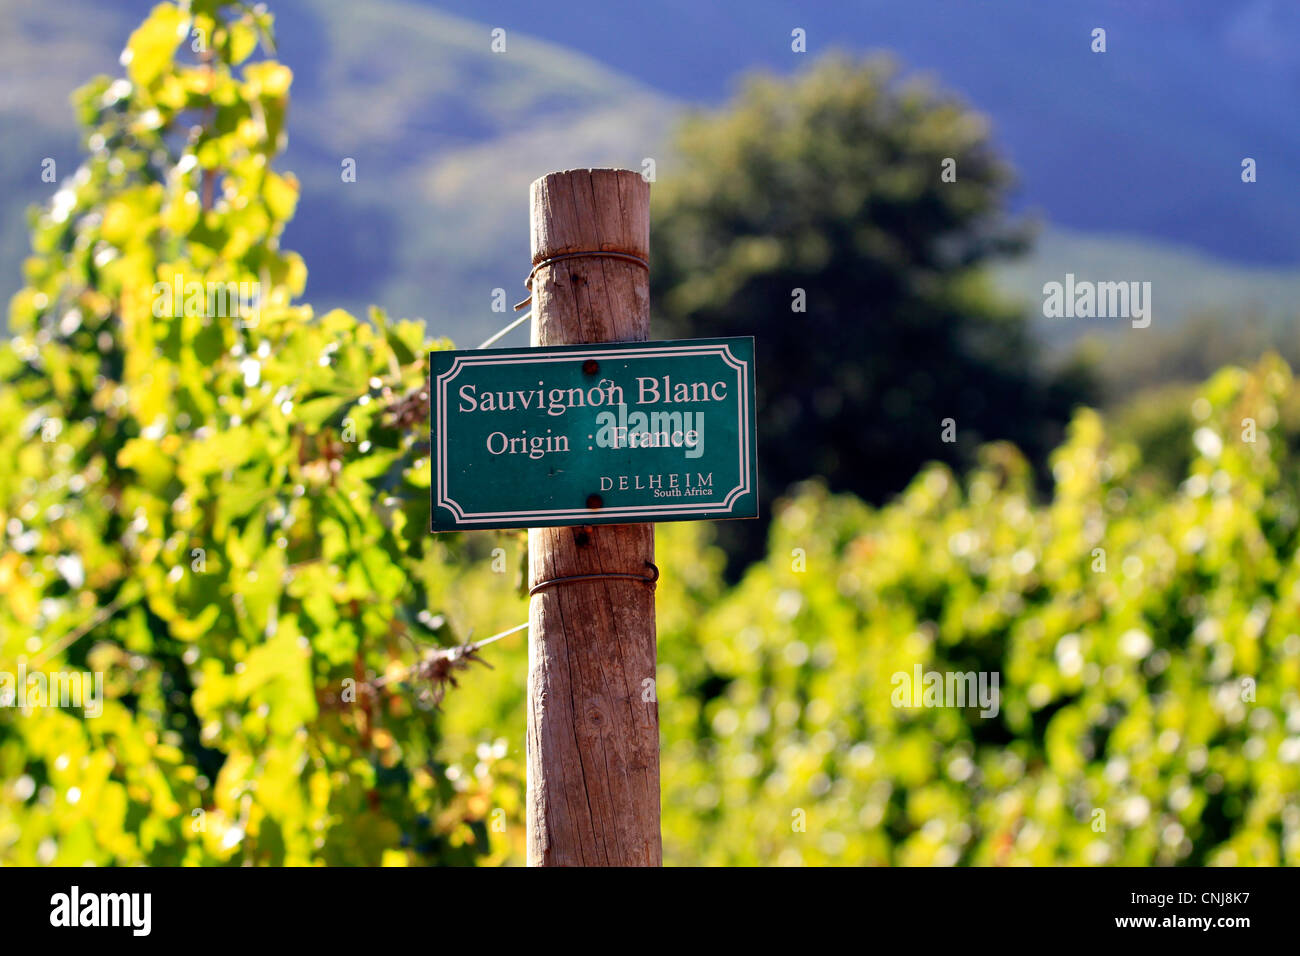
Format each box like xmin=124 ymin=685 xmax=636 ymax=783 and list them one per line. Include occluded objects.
xmin=430 ymin=337 xmax=758 ymax=530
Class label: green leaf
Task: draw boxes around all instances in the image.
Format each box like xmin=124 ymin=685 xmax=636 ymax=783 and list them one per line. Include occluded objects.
xmin=123 ymin=3 xmax=188 ymax=88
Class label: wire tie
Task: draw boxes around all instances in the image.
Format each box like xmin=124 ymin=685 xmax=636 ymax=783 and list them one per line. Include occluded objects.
xmin=529 ymin=561 xmax=659 ymax=596
xmin=513 ymin=249 xmax=650 ymax=311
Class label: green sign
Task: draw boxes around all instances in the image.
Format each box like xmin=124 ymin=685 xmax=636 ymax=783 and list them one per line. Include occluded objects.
xmin=430 ymin=337 xmax=758 ymax=530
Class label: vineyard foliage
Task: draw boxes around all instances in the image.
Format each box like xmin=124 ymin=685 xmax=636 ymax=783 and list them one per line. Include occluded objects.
xmin=3 ymin=1 xmax=1298 ymax=867
xmin=444 ymin=358 xmax=1300 ymax=866
xmin=0 ymin=0 xmax=518 ymax=865
xmin=654 ymin=362 xmax=1300 ymax=864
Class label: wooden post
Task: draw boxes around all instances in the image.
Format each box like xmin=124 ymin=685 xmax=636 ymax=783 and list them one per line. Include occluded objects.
xmin=526 ymin=168 xmax=660 ymax=866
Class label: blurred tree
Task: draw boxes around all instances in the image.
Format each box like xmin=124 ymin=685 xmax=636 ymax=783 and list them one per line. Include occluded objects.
xmin=650 ymin=55 xmax=1095 ymax=564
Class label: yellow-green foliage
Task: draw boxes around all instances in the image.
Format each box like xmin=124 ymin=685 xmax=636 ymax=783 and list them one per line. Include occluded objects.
xmin=656 ymin=357 xmax=1300 ymax=865
xmin=440 ymin=360 xmax=1300 ymax=866
xmin=0 ymin=1 xmax=519 ymax=865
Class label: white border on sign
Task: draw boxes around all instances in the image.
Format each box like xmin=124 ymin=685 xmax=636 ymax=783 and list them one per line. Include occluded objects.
xmin=434 ymin=343 xmax=752 ymax=524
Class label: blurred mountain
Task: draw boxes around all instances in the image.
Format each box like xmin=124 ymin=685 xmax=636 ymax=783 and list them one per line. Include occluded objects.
xmin=0 ymin=0 xmax=675 ymax=342
xmin=1 ymin=0 xmax=1296 ymax=346
xmin=426 ymin=0 xmax=1300 ymax=266
xmin=993 ymin=226 xmax=1300 ymax=350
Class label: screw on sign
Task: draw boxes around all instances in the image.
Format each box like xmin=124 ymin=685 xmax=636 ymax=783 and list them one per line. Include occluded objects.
xmin=429 ymin=169 xmax=758 ymax=866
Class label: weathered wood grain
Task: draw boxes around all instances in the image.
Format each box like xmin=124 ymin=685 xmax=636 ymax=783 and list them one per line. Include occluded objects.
xmin=526 ymin=169 xmax=660 ymax=866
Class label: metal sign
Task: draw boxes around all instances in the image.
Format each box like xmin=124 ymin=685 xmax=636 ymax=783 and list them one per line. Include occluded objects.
xmin=430 ymin=336 xmax=758 ymax=530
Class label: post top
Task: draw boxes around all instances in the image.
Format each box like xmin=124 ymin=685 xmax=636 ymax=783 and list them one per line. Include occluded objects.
xmin=529 ymin=167 xmax=642 ymax=187
xmin=529 ymin=168 xmax=650 ymax=262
